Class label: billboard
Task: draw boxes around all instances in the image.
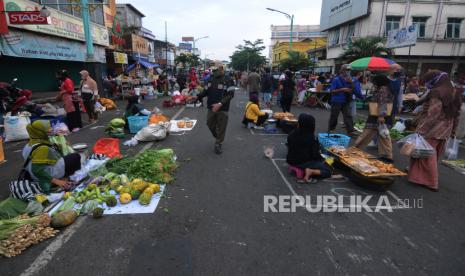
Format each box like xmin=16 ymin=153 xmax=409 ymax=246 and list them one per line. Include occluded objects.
xmin=182 ymin=36 xmax=194 ymax=42
xmin=178 ymin=42 xmax=192 ymax=51
xmin=320 ymin=0 xmax=369 ymax=31
xmin=386 ymin=24 xmax=417 ymax=49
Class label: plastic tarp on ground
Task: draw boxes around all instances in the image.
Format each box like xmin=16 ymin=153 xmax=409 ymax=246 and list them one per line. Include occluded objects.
xmin=48 ymin=185 xmax=166 ymax=216
xmin=125 ymin=59 xmax=159 ymax=73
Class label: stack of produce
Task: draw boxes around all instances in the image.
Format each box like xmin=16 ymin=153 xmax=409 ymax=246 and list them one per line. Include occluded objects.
xmin=149 ymin=114 xmax=170 ymax=125
xmin=99 ymin=98 xmax=116 ymax=110
xmin=106 ymin=149 xmax=177 ymax=184
xmin=105 ymin=118 xmax=126 ymax=138
xmin=0 ymin=214 xmax=58 ymax=257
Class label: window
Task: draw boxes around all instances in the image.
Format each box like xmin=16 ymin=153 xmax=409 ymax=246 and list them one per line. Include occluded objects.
xmin=412 ymin=17 xmax=428 ymax=38
xmin=329 ymin=28 xmax=340 ymax=46
xmin=345 ymin=23 xmax=355 ymax=43
xmin=278 ymin=53 xmax=281 ymax=60
xmin=385 ymin=16 xmax=401 ymax=36
xmin=89 ymin=0 xmax=104 ymax=26
xmin=446 ymin=18 xmax=462 ymax=39
xmin=274 ymin=54 xmax=277 ymax=61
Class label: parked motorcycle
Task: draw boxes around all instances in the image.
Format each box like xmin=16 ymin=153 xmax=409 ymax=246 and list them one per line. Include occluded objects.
xmin=0 ymin=78 xmax=35 ymax=115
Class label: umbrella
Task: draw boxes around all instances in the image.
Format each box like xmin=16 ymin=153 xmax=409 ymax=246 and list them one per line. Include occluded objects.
xmin=350 ymin=57 xmax=397 ymax=71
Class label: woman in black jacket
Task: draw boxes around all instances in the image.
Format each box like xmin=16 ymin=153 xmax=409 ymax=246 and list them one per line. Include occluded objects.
xmin=287 ymin=113 xmax=332 ymax=182
xmin=280 ymin=70 xmax=295 ymax=112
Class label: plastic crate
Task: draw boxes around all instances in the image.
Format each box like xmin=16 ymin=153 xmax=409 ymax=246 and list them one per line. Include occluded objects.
xmin=31 ymin=115 xmax=65 ymax=127
xmin=318 ymin=133 xmax=351 ymax=151
xmin=127 ymin=116 xmax=148 ymax=134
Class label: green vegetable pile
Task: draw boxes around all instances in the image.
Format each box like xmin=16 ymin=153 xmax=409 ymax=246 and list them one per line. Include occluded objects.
xmin=389 ymin=129 xmax=405 ymax=140
xmin=127 ymin=149 xmax=177 ymax=184
xmin=106 ymin=157 xmax=136 ymax=174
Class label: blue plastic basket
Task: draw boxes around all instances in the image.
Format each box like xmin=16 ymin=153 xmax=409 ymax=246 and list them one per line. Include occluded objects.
xmin=127 ymin=116 xmax=148 ymax=134
xmin=318 ymin=133 xmax=351 ymax=151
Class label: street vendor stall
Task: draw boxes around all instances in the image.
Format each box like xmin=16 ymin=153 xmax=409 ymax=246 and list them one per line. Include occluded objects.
xmin=305 ymin=88 xmax=331 ymax=109
xmin=327 ymin=146 xmax=406 ymax=190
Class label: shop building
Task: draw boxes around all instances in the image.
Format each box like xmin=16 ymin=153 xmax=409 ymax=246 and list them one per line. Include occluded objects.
xmin=272 ymin=37 xmax=327 ymax=67
xmin=0 ymin=0 xmax=110 ymax=92
xmin=320 ymin=0 xmax=465 ymax=76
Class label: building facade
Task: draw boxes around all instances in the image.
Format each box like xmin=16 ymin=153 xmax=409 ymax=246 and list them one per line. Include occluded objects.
xmin=320 ymin=0 xmax=465 ymax=75
xmin=269 ymin=25 xmax=326 ymax=61
xmin=272 ymin=38 xmax=327 ymax=67
xmin=0 ymin=0 xmax=110 ymax=91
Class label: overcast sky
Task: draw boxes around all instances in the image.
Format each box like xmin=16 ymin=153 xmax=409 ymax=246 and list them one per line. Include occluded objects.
xmin=120 ymin=0 xmax=323 ymax=61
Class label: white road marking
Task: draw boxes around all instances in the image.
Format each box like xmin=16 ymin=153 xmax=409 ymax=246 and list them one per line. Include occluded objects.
xmin=403 ymin=236 xmax=418 ymax=249
xmin=172 ymin=106 xmax=186 ymax=120
xmin=90 ymin=125 xmax=105 ymax=130
xmin=20 ymin=217 xmax=87 ymax=276
xmin=271 ymin=158 xmax=298 ymax=196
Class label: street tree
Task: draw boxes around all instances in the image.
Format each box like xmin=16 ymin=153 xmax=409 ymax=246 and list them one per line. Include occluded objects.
xmin=175 ymin=53 xmax=200 ymax=68
xmin=279 ymin=51 xmax=312 ymax=71
xmin=339 ymin=37 xmax=392 ymax=62
xmin=230 ymin=39 xmax=266 ymax=71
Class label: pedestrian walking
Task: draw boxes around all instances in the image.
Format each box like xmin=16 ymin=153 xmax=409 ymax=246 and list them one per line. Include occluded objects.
xmin=354 ymin=74 xmax=394 ymax=162
xmin=280 ymin=70 xmax=295 ymax=113
xmin=58 ymin=70 xmax=81 ymax=132
xmin=261 ymin=68 xmax=273 ymax=108
xmin=296 ymin=73 xmax=308 ymax=105
xmin=103 ymin=75 xmax=115 ymax=99
xmin=79 ymin=70 xmax=99 ymax=123
xmin=408 ymin=70 xmax=462 ymax=191
xmin=327 ymin=65 xmax=359 ymax=136
xmin=194 ymin=66 xmax=234 ymax=154
xmin=247 ymin=68 xmax=260 ymax=98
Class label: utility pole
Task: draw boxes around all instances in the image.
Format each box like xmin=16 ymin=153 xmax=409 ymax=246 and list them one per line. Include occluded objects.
xmin=165 ymin=21 xmax=168 ymax=69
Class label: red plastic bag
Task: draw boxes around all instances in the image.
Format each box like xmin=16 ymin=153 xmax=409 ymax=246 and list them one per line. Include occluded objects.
xmin=93 ymin=138 xmax=122 ymax=158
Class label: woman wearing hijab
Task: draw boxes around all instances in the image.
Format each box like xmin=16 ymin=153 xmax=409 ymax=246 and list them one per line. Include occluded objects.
xmin=355 ymin=74 xmax=394 ymax=163
xmin=287 ymin=114 xmax=332 ymax=182
xmin=280 ymin=70 xmax=295 ymax=113
xmin=59 ymin=70 xmax=82 ymax=132
xmin=22 ymin=120 xmax=81 ymax=193
xmin=79 ymin=70 xmax=99 ymax=123
xmin=244 ymin=94 xmax=269 ymax=128
xmin=408 ymin=70 xmax=462 ymax=191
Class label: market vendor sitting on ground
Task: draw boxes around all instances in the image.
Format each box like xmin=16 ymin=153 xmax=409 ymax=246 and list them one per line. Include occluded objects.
xmin=243 ymin=94 xmax=269 ymax=129
xmin=123 ymin=95 xmax=151 ymax=123
xmin=21 ymin=120 xmax=81 ymax=194
xmin=287 ymin=114 xmax=332 ymax=183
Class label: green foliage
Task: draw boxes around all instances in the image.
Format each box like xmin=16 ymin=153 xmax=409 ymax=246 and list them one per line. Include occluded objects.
xmin=279 ymin=51 xmax=312 ymax=71
xmin=230 ymin=39 xmax=266 ymax=71
xmin=175 ymin=53 xmax=200 ymax=68
xmin=339 ymin=37 xmax=392 ymax=62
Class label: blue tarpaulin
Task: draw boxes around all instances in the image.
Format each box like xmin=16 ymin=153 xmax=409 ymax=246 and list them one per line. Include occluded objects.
xmin=125 ymin=58 xmax=159 ymax=73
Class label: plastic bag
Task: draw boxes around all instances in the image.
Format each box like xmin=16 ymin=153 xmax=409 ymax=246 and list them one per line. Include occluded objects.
xmin=444 ymin=138 xmax=459 ymax=160
xmin=123 ymin=137 xmax=139 ymax=147
xmin=392 ymin=121 xmax=406 ymax=132
xmin=95 ymin=102 xmax=106 ymax=113
xmin=4 ymin=114 xmax=30 ymax=142
xmin=93 ymin=138 xmax=122 ymax=158
xmin=135 ymin=122 xmax=169 ymax=142
xmin=398 ymin=133 xmax=435 ymax=158
xmin=378 ymin=123 xmax=390 ymax=139
xmin=52 ymin=122 xmax=70 ymax=136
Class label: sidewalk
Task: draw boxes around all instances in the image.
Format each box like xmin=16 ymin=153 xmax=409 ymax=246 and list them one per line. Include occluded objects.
xmin=31 ymin=91 xmax=58 ymax=104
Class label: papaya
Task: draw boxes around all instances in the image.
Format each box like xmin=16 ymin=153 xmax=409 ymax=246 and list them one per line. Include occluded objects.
xmin=120 ymin=186 xmax=132 ymax=194
xmin=133 ymin=181 xmax=148 ymax=192
xmin=138 ymin=192 xmax=152 ymax=205
xmin=130 ymin=189 xmax=141 ymax=200
xmin=148 ymin=184 xmax=160 ymax=193
xmin=51 ymin=210 xmax=78 ymax=228
xmin=119 ymin=193 xmax=132 ymax=204
xmin=143 ymin=187 xmax=154 ymax=196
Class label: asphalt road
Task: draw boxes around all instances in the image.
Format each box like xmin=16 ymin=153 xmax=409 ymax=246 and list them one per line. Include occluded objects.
xmin=1 ymin=90 xmax=465 ymax=275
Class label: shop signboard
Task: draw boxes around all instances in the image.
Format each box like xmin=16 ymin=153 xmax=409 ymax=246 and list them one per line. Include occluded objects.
xmin=110 ymin=17 xmax=124 ymax=49
xmin=0 ymin=0 xmax=8 ymax=34
xmin=0 ymin=30 xmax=106 ymax=63
xmin=4 ymin=0 xmax=109 ymax=46
xmin=386 ymin=24 xmax=417 ymax=49
xmin=129 ymin=33 xmax=148 ymax=55
xmin=320 ymin=0 xmax=369 ymax=31
xmin=113 ymin=51 xmax=128 ymax=64
xmin=8 ymin=11 xmax=50 ymax=25
xmin=182 ymin=36 xmax=194 ymax=42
